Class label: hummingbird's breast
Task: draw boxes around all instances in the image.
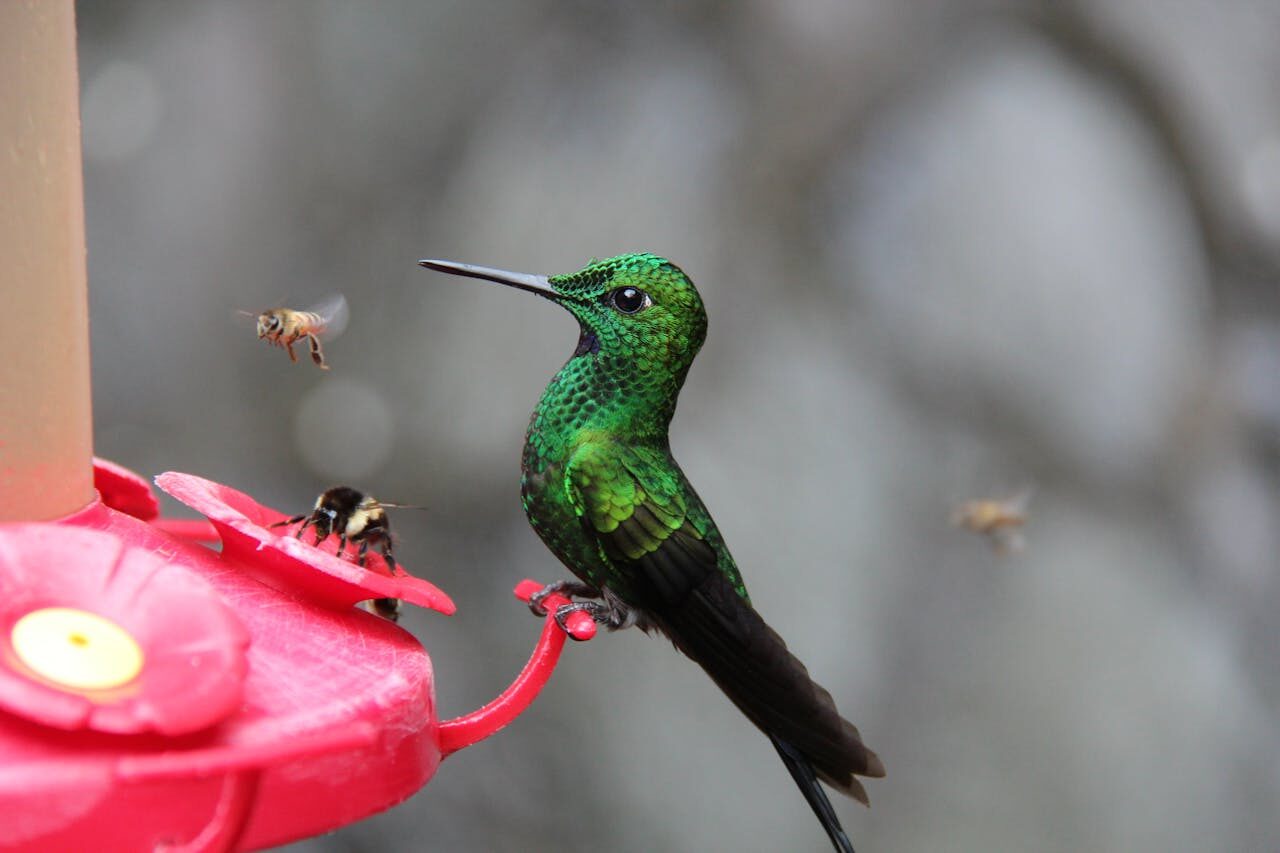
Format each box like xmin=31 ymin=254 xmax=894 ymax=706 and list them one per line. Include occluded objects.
xmin=521 ymin=435 xmax=611 ymax=590
xmin=516 ymin=347 xmax=678 ymax=591
xmin=518 ymin=367 xmax=614 ymax=590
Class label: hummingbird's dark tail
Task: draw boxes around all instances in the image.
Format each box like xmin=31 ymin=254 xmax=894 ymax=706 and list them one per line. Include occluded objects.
xmin=772 ymin=734 xmax=856 ymax=853
xmin=652 ymin=571 xmax=884 ymax=852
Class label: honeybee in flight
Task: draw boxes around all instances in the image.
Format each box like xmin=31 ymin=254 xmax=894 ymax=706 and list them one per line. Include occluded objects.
xmin=272 ymin=485 xmax=421 ymax=621
xmin=951 ymin=487 xmax=1033 ymax=554
xmin=243 ymin=294 xmax=349 ymax=369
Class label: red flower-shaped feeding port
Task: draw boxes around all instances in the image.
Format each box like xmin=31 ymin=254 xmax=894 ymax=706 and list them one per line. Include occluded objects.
xmin=0 ymin=525 xmax=247 ymax=735
xmin=154 ymin=472 xmax=455 ymax=615
xmin=92 ymin=456 xmax=161 ymax=521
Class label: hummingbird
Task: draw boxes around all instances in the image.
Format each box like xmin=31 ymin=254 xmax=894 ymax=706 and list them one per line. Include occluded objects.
xmin=419 ymin=253 xmax=884 ymax=852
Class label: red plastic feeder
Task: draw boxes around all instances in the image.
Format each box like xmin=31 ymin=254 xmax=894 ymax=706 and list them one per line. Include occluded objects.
xmin=0 ymin=460 xmax=595 ymax=852
xmin=0 ymin=8 xmax=596 ymax=847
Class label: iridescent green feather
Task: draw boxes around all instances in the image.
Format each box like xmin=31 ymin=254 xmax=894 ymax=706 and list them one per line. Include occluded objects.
xmin=563 ymin=442 xmax=749 ymax=603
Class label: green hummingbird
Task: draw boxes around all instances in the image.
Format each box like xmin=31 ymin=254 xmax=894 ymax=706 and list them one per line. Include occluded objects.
xmin=420 ymin=253 xmax=884 ymax=852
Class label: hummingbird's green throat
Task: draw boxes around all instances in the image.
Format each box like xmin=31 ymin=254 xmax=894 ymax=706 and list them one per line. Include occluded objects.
xmin=420 ymin=253 xmax=882 ymax=853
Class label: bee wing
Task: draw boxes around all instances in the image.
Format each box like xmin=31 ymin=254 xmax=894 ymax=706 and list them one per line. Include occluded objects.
xmin=1003 ymin=484 xmax=1036 ymax=516
xmin=306 ymin=293 xmax=350 ymax=339
xmin=949 ymin=502 xmax=977 ymax=529
xmin=991 ymin=527 xmax=1027 ymax=555
xmin=232 ymin=308 xmax=262 ymax=329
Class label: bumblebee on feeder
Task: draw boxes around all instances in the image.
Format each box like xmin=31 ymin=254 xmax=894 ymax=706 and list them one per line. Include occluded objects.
xmin=272 ymin=485 xmax=423 ymax=620
xmin=241 ymin=294 xmax=349 ymax=370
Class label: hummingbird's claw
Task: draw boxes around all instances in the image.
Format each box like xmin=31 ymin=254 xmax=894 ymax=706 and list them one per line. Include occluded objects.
xmin=527 ymin=586 xmax=552 ymax=617
xmin=553 ymin=602 xmax=609 ymax=640
xmin=513 ymin=579 xmax=599 ymax=640
xmin=528 ymin=579 xmax=599 ymax=617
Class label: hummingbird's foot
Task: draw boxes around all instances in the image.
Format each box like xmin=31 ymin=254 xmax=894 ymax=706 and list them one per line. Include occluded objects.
xmin=552 ymin=593 xmax=637 ymax=635
xmin=528 ymin=580 xmax=599 ymax=617
xmin=552 ymin=601 xmax=614 ymax=639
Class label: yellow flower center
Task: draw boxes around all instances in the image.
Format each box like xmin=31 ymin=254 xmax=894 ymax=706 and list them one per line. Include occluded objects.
xmin=11 ymin=607 xmax=144 ymax=691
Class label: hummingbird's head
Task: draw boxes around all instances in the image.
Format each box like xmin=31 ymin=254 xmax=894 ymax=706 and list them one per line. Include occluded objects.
xmin=419 ymin=253 xmax=707 ymax=370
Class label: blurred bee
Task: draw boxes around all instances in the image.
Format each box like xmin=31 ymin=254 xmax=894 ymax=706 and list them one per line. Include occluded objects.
xmin=951 ymin=487 xmax=1033 ymax=555
xmin=272 ymin=485 xmax=421 ymax=621
xmin=241 ymin=294 xmax=349 ymax=370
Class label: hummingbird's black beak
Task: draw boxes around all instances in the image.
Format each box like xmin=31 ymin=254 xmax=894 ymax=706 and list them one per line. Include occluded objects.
xmin=418 ymin=259 xmax=559 ymax=299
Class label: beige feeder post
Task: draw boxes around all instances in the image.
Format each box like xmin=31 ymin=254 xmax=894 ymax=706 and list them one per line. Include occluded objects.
xmin=0 ymin=1 xmax=94 ymax=520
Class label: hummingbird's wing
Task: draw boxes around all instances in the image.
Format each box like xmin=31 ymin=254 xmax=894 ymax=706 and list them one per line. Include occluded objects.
xmin=565 ymin=443 xmax=884 ymax=808
xmin=567 ymin=443 xmax=736 ymax=604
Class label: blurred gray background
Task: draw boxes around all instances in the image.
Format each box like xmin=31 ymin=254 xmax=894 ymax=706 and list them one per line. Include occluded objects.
xmin=78 ymin=1 xmax=1280 ymax=851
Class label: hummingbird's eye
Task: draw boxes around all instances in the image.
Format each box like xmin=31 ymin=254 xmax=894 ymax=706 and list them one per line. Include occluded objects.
xmin=609 ymin=287 xmax=650 ymax=314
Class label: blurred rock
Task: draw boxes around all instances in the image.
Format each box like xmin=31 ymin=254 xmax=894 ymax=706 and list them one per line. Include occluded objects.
xmin=1082 ymin=0 xmax=1280 ymax=263
xmin=832 ymin=27 xmax=1210 ymax=489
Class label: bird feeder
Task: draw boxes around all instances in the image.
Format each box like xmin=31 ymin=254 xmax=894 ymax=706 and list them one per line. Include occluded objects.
xmin=0 ymin=5 xmax=593 ymax=850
